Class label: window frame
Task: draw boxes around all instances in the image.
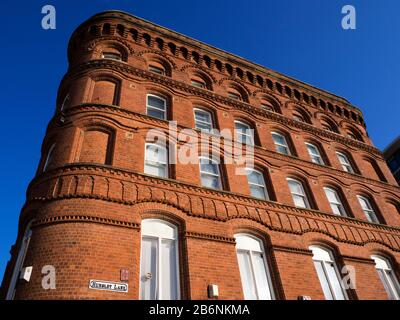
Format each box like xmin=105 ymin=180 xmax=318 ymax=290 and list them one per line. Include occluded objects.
xmin=309 ymin=245 xmax=348 ymax=300
xmin=324 ymin=187 xmax=347 ymax=216
xmin=271 ymin=132 xmax=291 ymax=156
xmin=149 ymin=65 xmax=165 ymax=75
xmin=199 ymin=156 xmax=222 ymax=190
xmin=357 ymin=195 xmax=380 ymax=224
xmin=102 ymin=52 xmax=122 ymax=61
xmin=305 ymin=142 xmax=325 ymax=165
xmin=336 ymin=152 xmax=355 ymax=173
xmin=371 ymin=255 xmax=400 ymax=300
xmin=193 ymin=108 xmax=214 ymax=133
xmin=245 ymin=168 xmax=269 ymax=200
xmin=287 ymin=178 xmax=310 ymax=209
xmin=139 ymin=219 xmax=180 ymax=300
xmin=146 ymin=94 xmax=167 ymax=120
xmin=234 ymin=233 xmax=275 ymax=300
xmin=144 ymin=143 xmax=169 ymax=178
xmin=235 ymin=120 xmax=254 ymax=145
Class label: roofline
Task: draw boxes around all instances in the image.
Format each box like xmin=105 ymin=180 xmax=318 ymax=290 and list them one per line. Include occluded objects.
xmin=72 ymin=10 xmax=362 ymax=113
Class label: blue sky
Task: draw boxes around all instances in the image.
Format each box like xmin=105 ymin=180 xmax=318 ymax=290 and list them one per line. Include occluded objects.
xmin=1 ymin=0 xmax=399 ymax=280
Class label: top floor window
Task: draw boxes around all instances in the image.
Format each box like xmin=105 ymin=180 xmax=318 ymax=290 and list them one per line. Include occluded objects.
xmin=43 ymin=144 xmax=56 ymax=172
xmin=147 ymin=94 xmax=167 ymax=120
xmin=228 ymin=92 xmax=241 ymax=101
xmin=102 ymin=52 xmax=122 ymax=61
xmin=149 ymin=65 xmax=165 ymax=75
xmin=191 ymin=79 xmax=206 ymax=89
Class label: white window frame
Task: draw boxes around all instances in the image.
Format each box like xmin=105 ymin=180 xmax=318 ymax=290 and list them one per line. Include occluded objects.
xmin=336 ymin=152 xmax=354 ymax=173
xmin=146 ymin=94 xmax=167 ymax=120
xmin=199 ymin=156 xmax=222 ymax=190
xmin=245 ymin=168 xmax=269 ymax=200
xmin=228 ymin=92 xmax=241 ymax=101
xmin=235 ymin=234 xmax=275 ymax=300
xmin=102 ymin=52 xmax=122 ymax=61
xmin=43 ymin=143 xmax=56 ymax=172
xmin=193 ymin=108 xmax=213 ymax=133
xmin=191 ymin=79 xmax=206 ymax=89
xmin=149 ymin=65 xmax=165 ymax=75
xmin=6 ymin=223 xmax=33 ymax=300
xmin=287 ymin=178 xmax=310 ymax=209
xmin=139 ymin=219 xmax=180 ymax=300
xmin=144 ymin=143 xmax=169 ymax=178
xmin=306 ymin=143 xmax=325 ymax=165
xmin=324 ymin=187 xmax=347 ymax=216
xmin=357 ymin=195 xmax=379 ymax=223
xmin=371 ymin=255 xmax=400 ymax=300
xmin=235 ymin=121 xmax=254 ymax=145
xmin=271 ymin=132 xmax=291 ymax=155
xmin=309 ymin=246 xmax=348 ymax=300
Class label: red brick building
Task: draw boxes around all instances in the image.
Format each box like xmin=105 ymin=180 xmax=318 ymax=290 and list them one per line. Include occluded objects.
xmin=1 ymin=10 xmax=400 ymax=300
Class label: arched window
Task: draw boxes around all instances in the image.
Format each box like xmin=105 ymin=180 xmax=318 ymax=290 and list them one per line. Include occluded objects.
xmin=272 ymin=132 xmax=291 ymax=156
xmin=305 ymin=143 xmax=325 ymax=165
xmin=287 ymin=178 xmax=310 ymax=209
xmin=245 ymin=168 xmax=269 ymax=200
xmin=190 ymin=72 xmax=212 ymax=90
xmin=371 ymin=255 xmax=400 ymax=300
xmin=309 ymin=246 xmax=348 ymax=300
xmin=292 ymin=108 xmax=311 ymax=124
xmin=364 ymin=157 xmax=387 ymax=182
xmin=235 ymin=121 xmax=254 ymax=145
xmin=336 ymin=152 xmax=355 ymax=173
xmin=6 ymin=223 xmax=33 ymax=300
xmin=144 ymin=143 xmax=168 ymax=178
xmin=346 ymin=127 xmax=363 ymax=142
xmin=140 ymin=219 xmax=180 ymax=300
xmin=199 ymin=157 xmax=222 ymax=190
xmin=228 ymin=90 xmax=242 ymax=101
xmin=102 ymin=52 xmax=122 ymax=61
xmin=321 ymin=119 xmax=339 ymax=133
xmin=324 ymin=187 xmax=348 ymax=216
xmin=357 ymin=195 xmax=380 ymax=224
xmin=146 ymin=94 xmax=167 ymax=120
xmin=193 ymin=108 xmax=213 ymax=133
xmin=43 ymin=143 xmax=56 ymax=172
xmin=234 ymin=234 xmax=275 ymax=300
xmin=148 ymin=62 xmax=165 ymax=75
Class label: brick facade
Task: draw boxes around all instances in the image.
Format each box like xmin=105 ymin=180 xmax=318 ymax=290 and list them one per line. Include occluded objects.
xmin=1 ymin=10 xmax=400 ymax=300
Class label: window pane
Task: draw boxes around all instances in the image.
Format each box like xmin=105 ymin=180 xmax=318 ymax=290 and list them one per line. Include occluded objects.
xmin=200 ymin=162 xmax=219 ymax=175
xmin=144 ymin=163 xmax=167 ymax=177
xmin=201 ymin=174 xmax=221 ymax=189
xmin=250 ymin=185 xmax=267 ymax=200
xmin=272 ymin=133 xmax=286 ymax=145
xmin=160 ymin=239 xmax=178 ymax=300
xmin=288 ymin=180 xmax=303 ymax=195
xmin=276 ymin=145 xmax=289 ymax=155
xmin=314 ymin=261 xmax=334 ymax=300
xmin=325 ymin=262 xmax=346 ymax=300
xmin=293 ymin=194 xmax=307 ymax=208
xmin=237 ymin=251 xmax=257 ymax=300
xmin=252 ymin=252 xmax=273 ymax=300
xmin=148 ymin=96 xmax=166 ymax=110
xmin=247 ymin=170 xmax=263 ymax=185
xmin=147 ymin=108 xmax=165 ymax=120
xmin=140 ymin=237 xmax=158 ymax=300
xmin=386 ymin=271 xmax=400 ymax=300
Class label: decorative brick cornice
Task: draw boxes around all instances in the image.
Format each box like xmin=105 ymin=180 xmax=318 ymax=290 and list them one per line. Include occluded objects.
xmin=185 ymin=232 xmax=236 ymax=244
xmin=61 ymin=104 xmax=399 ymax=192
xmin=24 ymin=164 xmax=400 ymax=252
xmin=62 ymin=59 xmax=379 ymax=156
xmin=272 ymin=245 xmax=313 ymax=256
xmin=31 ymin=214 xmax=140 ymax=229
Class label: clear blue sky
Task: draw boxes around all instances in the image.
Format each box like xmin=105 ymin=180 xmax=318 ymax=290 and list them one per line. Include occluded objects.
xmin=1 ymin=0 xmax=399 ymax=280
